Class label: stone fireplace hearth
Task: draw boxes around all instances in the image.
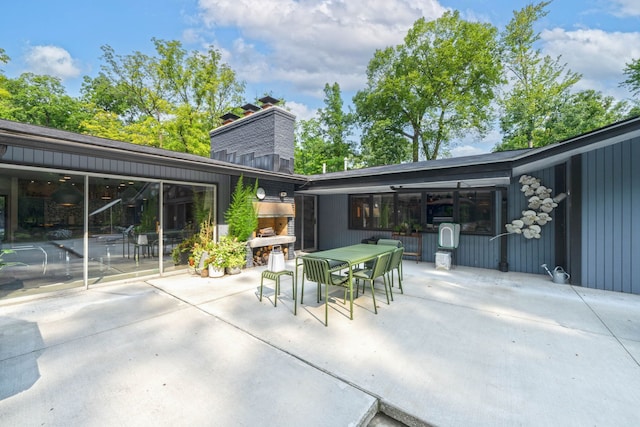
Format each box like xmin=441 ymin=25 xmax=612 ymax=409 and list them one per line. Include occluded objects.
xmin=246 ymin=201 xmax=295 ymax=267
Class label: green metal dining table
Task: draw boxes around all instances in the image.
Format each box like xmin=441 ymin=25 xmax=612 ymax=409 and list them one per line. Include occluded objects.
xmin=296 ymin=243 xmax=396 ymax=319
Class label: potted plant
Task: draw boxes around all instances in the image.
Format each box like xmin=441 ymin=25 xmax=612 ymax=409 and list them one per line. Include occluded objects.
xmin=172 ymin=234 xmax=198 ymax=265
xmin=219 ymin=236 xmax=247 ymax=274
xmin=225 ymin=176 xmax=258 ymax=242
xmin=394 ymin=222 xmax=409 ymax=235
xmin=204 ymin=243 xmax=225 ymax=278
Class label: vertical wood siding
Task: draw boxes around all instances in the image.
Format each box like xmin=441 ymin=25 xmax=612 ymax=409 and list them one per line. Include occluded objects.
xmin=582 ymin=138 xmax=639 ymax=294
xmin=505 ymin=168 xmax=556 ymax=274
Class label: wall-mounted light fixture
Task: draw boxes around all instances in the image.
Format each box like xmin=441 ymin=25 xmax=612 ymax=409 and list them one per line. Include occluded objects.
xmin=279 ymin=191 xmax=287 ymax=199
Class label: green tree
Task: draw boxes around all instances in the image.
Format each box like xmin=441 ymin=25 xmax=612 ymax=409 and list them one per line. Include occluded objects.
xmin=295 ymin=83 xmax=355 ymax=174
xmin=354 ymin=11 xmax=503 ymax=163
xmin=1 ymin=72 xmax=89 ymax=131
xmin=496 ymin=2 xmax=581 ymax=151
xmin=225 ymin=176 xmax=258 ymax=242
xmin=621 ymin=57 xmax=640 ymax=117
xmin=294 ymin=117 xmax=326 ymax=174
xmin=621 ymin=57 xmax=640 ymax=98
xmin=543 ymin=90 xmax=628 ymax=142
xmin=80 ymin=39 xmax=245 ymax=156
xmin=0 ymin=48 xmax=13 ymax=118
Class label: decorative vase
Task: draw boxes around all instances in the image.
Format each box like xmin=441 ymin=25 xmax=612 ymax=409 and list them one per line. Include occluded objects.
xmin=208 ymin=265 xmax=225 ymax=278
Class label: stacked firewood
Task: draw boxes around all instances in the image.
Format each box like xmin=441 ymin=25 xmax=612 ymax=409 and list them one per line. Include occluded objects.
xmin=253 ymin=245 xmax=288 ymax=266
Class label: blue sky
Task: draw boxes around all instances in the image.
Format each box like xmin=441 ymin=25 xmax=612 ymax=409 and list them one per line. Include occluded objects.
xmin=2 ymin=0 xmax=639 ymax=156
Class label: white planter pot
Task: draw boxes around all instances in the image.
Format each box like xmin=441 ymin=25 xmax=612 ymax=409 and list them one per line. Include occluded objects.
xmin=208 ymin=265 xmax=225 ymax=278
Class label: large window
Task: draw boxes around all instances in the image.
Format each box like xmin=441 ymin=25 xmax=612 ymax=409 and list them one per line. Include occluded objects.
xmin=0 ymin=167 xmax=216 ymax=299
xmin=349 ymin=190 xmax=495 ymax=235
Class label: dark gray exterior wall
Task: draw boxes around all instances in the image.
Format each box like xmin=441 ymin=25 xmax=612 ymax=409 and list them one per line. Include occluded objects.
xmin=3 ymin=144 xmax=229 ymax=185
xmin=210 ymin=107 xmax=295 ymax=174
xmin=581 ymin=136 xmax=640 ymax=293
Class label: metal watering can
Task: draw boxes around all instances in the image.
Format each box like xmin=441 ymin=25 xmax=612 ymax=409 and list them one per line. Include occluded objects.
xmin=541 ymin=264 xmax=570 ymax=284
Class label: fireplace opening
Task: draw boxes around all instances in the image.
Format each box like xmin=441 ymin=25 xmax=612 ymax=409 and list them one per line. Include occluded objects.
xmin=257 ymin=217 xmax=288 ymax=237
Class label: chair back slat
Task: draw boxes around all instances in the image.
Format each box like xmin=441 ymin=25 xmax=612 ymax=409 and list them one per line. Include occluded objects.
xmin=302 ymin=257 xmax=330 ymax=284
xmin=389 ymin=247 xmax=404 ymax=270
xmin=377 ymin=239 xmax=402 ymax=247
xmin=372 ymin=252 xmax=392 ymax=279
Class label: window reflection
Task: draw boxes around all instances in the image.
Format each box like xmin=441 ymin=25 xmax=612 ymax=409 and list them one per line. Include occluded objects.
xmin=397 ymin=193 xmax=421 ymax=230
xmin=0 ymin=168 xmax=215 ymax=299
xmin=349 ymin=190 xmax=494 ymax=235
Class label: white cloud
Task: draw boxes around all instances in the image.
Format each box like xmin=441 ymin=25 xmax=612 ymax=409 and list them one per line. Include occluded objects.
xmin=24 ymin=45 xmax=81 ymax=80
xmin=541 ymin=28 xmax=640 ymax=99
xmin=612 ymin=0 xmax=640 ymax=16
xmin=450 ymin=144 xmax=492 ymax=158
xmin=285 ymin=100 xmax=316 ymax=121
xmin=197 ymin=0 xmax=447 ymax=99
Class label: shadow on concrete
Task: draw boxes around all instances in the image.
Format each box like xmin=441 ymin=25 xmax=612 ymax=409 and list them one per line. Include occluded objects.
xmin=0 ymin=316 xmax=44 ymax=401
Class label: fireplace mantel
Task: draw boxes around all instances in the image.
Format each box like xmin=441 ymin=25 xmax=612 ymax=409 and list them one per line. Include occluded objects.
xmin=248 ymin=235 xmax=296 ymax=248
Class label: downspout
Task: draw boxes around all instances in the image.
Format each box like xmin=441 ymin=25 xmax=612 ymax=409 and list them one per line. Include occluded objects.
xmin=554 ymin=163 xmax=567 ymax=273
xmin=499 ymin=188 xmax=509 ymax=272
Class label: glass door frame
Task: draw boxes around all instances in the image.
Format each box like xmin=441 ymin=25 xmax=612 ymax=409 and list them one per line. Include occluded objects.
xmin=295 ymin=194 xmax=317 ymax=252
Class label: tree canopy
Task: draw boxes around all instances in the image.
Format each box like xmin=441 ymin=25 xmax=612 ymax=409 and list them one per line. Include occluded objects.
xmin=354 ymin=11 xmax=503 ymax=163
xmin=294 ymin=83 xmax=355 ymax=174
xmin=1 ymin=4 xmax=638 ymax=167
xmin=80 ymin=39 xmax=245 ymax=156
xmin=621 ymin=57 xmax=640 ymax=117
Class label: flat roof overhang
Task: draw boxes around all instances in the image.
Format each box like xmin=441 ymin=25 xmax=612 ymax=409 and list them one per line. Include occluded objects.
xmin=0 ymin=119 xmax=307 ymax=184
xmin=296 ymin=116 xmax=640 ymax=195
xmin=295 ymin=167 xmax=513 ymax=195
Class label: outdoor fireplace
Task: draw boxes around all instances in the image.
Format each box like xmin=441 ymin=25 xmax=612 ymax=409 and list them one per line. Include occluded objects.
xmin=248 ymin=202 xmax=296 ymax=267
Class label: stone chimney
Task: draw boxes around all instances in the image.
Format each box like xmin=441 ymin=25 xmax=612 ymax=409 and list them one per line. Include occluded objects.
xmin=210 ymin=97 xmax=295 ymax=174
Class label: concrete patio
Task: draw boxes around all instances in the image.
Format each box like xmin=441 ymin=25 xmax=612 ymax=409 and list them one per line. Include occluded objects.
xmin=1 ymin=259 xmax=639 ymax=426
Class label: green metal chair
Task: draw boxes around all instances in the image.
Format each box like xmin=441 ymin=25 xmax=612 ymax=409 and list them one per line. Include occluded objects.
xmin=300 ymin=257 xmax=352 ymax=327
xmin=353 ymin=251 xmax=393 ymax=313
xmin=377 ymin=239 xmax=402 ymax=247
xmin=386 ymin=247 xmax=404 ymax=295
xmin=360 ymin=238 xmax=401 ymax=270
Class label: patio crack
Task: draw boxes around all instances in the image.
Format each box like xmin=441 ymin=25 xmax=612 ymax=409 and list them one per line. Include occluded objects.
xmin=146 ymin=281 xmax=423 ymax=426
xmin=570 ymin=286 xmax=640 ymax=368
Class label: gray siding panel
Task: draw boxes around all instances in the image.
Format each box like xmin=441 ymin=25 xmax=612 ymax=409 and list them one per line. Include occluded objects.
xmin=582 ymin=137 xmax=640 ymax=294
xmin=3 ymin=144 xmax=228 ymax=187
